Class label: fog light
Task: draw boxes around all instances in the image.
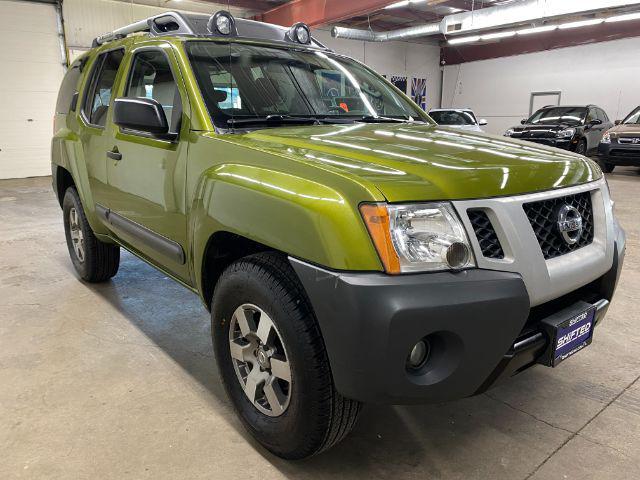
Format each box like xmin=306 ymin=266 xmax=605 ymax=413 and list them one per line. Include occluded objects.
xmin=288 ymin=22 xmax=311 ymax=44
xmin=209 ymin=11 xmax=235 ymax=36
xmin=295 ymin=25 xmax=310 ymax=43
xmin=216 ymin=15 xmax=231 ymax=35
xmin=446 ymin=242 xmax=470 ymax=269
xmin=407 ymin=340 xmax=430 ymax=370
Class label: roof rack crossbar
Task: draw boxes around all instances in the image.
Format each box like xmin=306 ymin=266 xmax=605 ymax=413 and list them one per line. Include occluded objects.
xmin=92 ymin=12 xmax=196 ymax=47
xmin=91 ymin=11 xmax=331 ymax=51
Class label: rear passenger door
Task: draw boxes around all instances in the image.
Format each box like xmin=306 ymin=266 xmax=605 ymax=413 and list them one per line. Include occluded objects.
xmin=101 ymin=45 xmax=190 ymax=282
xmin=79 ymin=49 xmax=125 ymax=208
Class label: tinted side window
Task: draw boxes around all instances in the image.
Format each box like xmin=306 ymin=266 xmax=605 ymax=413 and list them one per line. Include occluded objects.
xmin=586 ymin=108 xmax=597 ymax=123
xmin=83 ymin=50 xmax=124 ymax=127
xmin=56 ymin=60 xmax=83 ymax=114
xmin=597 ymin=108 xmax=609 ymax=122
xmin=126 ymin=50 xmax=182 ymax=133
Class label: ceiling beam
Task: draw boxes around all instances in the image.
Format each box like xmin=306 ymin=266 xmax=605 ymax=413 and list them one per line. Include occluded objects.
xmin=254 ymin=0 xmax=402 ymax=27
xmin=379 ymin=8 xmax=440 ymax=22
xmin=196 ymin=0 xmax=278 ymax=11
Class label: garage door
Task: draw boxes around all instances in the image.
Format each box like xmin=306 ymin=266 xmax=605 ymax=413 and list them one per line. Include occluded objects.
xmin=0 ymin=0 xmax=66 ymax=179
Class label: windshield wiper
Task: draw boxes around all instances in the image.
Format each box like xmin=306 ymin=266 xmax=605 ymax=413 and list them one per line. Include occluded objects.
xmin=227 ymin=115 xmax=362 ymax=127
xmin=227 ymin=115 xmax=319 ymax=127
xmin=358 ymin=115 xmax=412 ymax=123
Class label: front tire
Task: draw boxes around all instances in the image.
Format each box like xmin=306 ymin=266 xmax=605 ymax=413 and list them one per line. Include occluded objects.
xmin=575 ymin=139 xmax=588 ymax=155
xmin=211 ymin=252 xmax=361 ymax=459
xmin=62 ymin=187 xmax=120 ymax=282
xmin=599 ymin=161 xmax=615 ymax=173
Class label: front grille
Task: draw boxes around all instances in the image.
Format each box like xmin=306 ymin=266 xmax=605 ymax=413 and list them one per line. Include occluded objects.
xmin=523 ymin=191 xmax=594 ymax=260
xmin=610 ymin=149 xmax=640 ymax=158
xmin=467 ymin=209 xmax=504 ymax=259
xmin=617 ymin=137 xmax=640 ymax=144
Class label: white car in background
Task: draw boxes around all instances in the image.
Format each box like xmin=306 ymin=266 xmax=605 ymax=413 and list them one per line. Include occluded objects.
xmin=428 ymin=108 xmax=488 ymax=132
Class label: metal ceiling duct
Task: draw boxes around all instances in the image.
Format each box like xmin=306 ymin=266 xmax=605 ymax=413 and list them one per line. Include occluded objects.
xmin=331 ymin=23 xmax=440 ymax=42
xmin=331 ymin=0 xmax=640 ymax=42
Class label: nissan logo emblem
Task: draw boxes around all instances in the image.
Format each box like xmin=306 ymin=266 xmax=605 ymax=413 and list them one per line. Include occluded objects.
xmin=556 ymin=204 xmax=583 ymax=245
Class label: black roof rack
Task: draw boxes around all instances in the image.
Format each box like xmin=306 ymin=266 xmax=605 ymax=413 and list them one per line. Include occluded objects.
xmin=92 ymin=11 xmax=329 ymax=50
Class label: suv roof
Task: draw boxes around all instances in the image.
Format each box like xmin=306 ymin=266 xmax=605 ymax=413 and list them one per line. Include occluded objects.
xmin=538 ymin=105 xmax=595 ymax=110
xmin=92 ymin=11 xmax=329 ymax=50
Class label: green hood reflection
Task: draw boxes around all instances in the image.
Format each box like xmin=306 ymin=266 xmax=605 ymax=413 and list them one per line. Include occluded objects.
xmin=222 ymin=123 xmax=601 ymax=202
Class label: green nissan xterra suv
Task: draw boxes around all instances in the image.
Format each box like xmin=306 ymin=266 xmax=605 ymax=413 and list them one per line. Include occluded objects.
xmin=52 ymin=11 xmax=625 ymax=459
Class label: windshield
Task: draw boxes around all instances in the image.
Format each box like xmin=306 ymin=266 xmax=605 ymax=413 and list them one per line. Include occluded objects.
xmin=623 ymin=107 xmax=640 ymax=125
xmin=186 ymin=41 xmax=430 ymax=128
xmin=430 ymin=110 xmax=476 ymax=126
xmin=526 ymin=107 xmax=586 ymax=126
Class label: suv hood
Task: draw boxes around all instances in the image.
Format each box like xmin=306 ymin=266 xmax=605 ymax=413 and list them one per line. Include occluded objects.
xmin=223 ymin=123 xmax=599 ymax=202
xmin=608 ymin=123 xmax=640 ymax=138
xmin=509 ymin=123 xmax=578 ymax=139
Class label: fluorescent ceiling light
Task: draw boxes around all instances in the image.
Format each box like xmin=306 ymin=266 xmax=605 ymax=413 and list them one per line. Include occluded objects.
xmin=385 ymin=0 xmax=409 ymax=8
xmin=605 ymin=12 xmax=640 ymax=22
xmin=517 ymin=25 xmax=558 ymax=35
xmin=385 ymin=0 xmax=427 ymax=9
xmin=558 ymin=18 xmax=604 ymax=29
xmin=448 ymin=35 xmax=480 ymax=45
xmin=481 ymin=30 xmax=516 ymax=40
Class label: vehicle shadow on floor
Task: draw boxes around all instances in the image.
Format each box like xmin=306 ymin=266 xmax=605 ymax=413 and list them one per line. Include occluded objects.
xmin=68 ymin=253 xmax=454 ymax=457
xmin=69 ymin=250 xmax=555 ymax=479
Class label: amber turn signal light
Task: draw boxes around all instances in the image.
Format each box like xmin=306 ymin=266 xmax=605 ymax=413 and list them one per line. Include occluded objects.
xmin=359 ymin=204 xmax=401 ymax=274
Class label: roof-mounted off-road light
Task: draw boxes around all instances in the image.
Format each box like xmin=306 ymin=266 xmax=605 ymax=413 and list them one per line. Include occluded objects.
xmin=288 ymin=22 xmax=311 ymax=44
xmin=208 ymin=11 xmax=236 ymax=36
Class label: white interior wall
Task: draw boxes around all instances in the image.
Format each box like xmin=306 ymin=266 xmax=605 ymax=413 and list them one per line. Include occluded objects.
xmin=442 ymin=36 xmax=640 ymax=135
xmin=313 ymin=30 xmax=442 ymax=112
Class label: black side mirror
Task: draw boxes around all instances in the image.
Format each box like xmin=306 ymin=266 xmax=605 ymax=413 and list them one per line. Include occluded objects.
xmin=113 ymin=97 xmax=176 ymax=140
xmin=614 ymin=119 xmax=622 ymax=126
xmin=589 ymin=118 xmax=603 ymax=126
xmin=520 ymin=119 xmax=527 ymax=124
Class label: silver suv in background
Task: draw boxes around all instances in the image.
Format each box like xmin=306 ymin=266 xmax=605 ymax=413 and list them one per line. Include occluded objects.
xmin=429 ymin=108 xmax=488 ymax=132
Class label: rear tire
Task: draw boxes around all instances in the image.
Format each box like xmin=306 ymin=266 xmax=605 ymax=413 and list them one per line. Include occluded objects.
xmin=62 ymin=187 xmax=120 ymax=282
xmin=211 ymin=252 xmax=361 ymax=459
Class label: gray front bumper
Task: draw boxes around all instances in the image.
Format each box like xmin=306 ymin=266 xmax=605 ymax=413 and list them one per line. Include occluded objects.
xmin=290 ymin=237 xmax=624 ymax=405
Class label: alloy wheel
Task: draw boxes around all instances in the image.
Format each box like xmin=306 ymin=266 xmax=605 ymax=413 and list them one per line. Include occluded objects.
xmin=69 ymin=207 xmax=85 ymax=262
xmin=228 ymin=304 xmax=292 ymax=417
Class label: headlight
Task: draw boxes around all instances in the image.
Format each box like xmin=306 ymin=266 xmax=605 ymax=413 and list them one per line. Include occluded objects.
xmin=360 ymin=203 xmax=475 ymax=274
xmin=504 ymin=129 xmax=515 ymax=137
xmin=601 ymin=132 xmax=611 ymax=144
xmin=556 ymin=128 xmax=576 ymax=139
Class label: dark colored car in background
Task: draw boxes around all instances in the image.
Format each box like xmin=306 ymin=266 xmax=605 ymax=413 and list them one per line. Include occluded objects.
xmin=598 ymin=106 xmax=640 ymax=173
xmin=504 ymin=105 xmax=612 ymax=155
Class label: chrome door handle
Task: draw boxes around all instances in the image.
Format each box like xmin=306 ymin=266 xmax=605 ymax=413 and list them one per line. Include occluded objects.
xmin=107 ymin=148 xmax=122 ymax=161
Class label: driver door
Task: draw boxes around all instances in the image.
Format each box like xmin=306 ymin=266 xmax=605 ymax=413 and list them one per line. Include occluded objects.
xmin=100 ymin=45 xmax=191 ymax=283
xmin=585 ymin=107 xmax=604 ymax=152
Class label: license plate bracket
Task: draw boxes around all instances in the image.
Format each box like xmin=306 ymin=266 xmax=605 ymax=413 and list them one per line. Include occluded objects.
xmin=538 ymin=301 xmax=596 ymax=367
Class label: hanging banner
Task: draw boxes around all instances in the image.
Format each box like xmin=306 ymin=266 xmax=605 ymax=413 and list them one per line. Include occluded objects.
xmin=390 ymin=75 xmax=407 ymax=95
xmin=411 ymin=78 xmax=427 ymax=111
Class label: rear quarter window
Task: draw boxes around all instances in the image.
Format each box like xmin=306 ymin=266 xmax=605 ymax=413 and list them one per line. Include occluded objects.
xmin=55 ymin=60 xmax=84 ymax=114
